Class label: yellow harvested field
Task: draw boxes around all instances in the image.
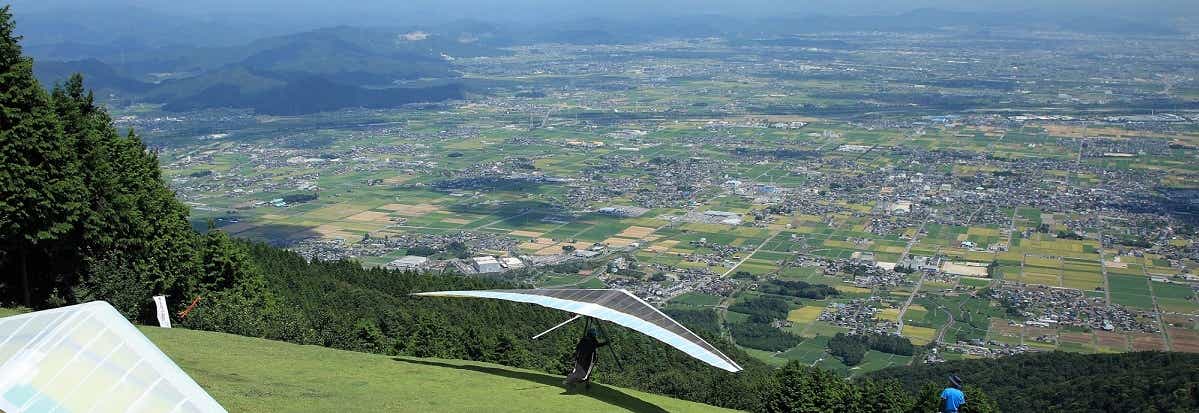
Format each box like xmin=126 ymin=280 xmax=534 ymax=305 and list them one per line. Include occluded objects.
xmin=1103 ymin=260 xmax=1129 ymax=269
xmin=603 ymin=237 xmax=638 ymax=247
xmin=616 ymin=226 xmax=657 ymax=238
xmin=305 ymin=204 xmax=369 ymax=220
xmin=1062 ymin=270 xmax=1100 ymax=279
xmin=732 ymin=227 xmax=769 ymax=237
xmin=646 ymin=240 xmax=680 ymax=252
xmin=1061 ymin=273 xmax=1103 ymax=290
xmin=532 ymin=246 xmax=565 ymax=256
xmin=967 ymin=227 xmax=1000 ymax=237
xmin=787 ymin=307 xmax=824 ymax=324
xmin=379 ymin=203 xmax=440 ymax=216
xmin=823 ymin=239 xmax=855 ymax=249
xmin=509 ymin=230 xmax=544 ymax=238
xmin=1021 ymin=272 xmax=1061 ymax=287
xmin=1025 ymin=256 xmax=1059 ymax=267
xmin=902 ymin=325 xmax=937 ymax=345
xmin=963 ymin=251 xmax=996 ymax=262
xmin=1041 ymin=123 xmax=1183 ymax=140
xmin=346 ymin=211 xmax=393 ymax=223
xmin=1063 ymin=262 xmax=1100 ymax=271
xmin=536 ymin=241 xmax=592 ymax=256
xmin=313 ymin=224 xmax=359 ymax=240
xmin=941 ymin=262 xmax=989 ymax=277
xmin=334 ymin=221 xmax=381 ymax=232
xmin=682 ymin=223 xmax=730 ymax=232
xmin=1020 ymin=239 xmax=1086 ymax=253
xmin=996 ymin=251 xmax=1024 ymax=262
xmin=517 ymin=242 xmax=544 ymax=251
xmin=834 ymin=285 xmax=871 ymax=294
xmin=876 ymin=307 xmax=901 ymax=321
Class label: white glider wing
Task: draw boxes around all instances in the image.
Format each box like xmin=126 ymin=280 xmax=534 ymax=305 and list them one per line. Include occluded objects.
xmin=414 ymin=289 xmax=743 ymax=372
xmin=0 ymin=301 xmax=226 ymax=412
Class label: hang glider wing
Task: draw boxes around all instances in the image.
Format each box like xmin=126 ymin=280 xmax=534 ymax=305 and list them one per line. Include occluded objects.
xmin=413 ymin=289 xmax=743 ymax=373
xmin=0 ymin=301 xmax=227 ymax=413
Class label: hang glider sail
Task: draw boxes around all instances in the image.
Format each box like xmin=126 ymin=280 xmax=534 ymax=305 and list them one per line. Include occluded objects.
xmin=0 ymin=301 xmax=226 ymax=413
xmin=413 ymin=289 xmax=743 ymax=373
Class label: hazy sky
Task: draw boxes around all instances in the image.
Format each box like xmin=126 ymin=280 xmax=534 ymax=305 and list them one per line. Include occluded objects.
xmin=10 ymin=0 xmax=1198 ymax=23
xmin=6 ymin=0 xmax=1195 ymax=48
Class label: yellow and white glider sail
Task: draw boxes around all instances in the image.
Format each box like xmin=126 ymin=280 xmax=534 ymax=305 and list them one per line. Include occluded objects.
xmin=0 ymin=301 xmax=226 ymax=413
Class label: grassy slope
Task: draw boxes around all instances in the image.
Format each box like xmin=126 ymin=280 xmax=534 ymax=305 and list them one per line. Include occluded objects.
xmin=140 ymin=327 xmax=739 ymax=413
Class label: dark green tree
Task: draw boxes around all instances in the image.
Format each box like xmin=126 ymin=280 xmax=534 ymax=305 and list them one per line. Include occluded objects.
xmin=909 ymin=382 xmax=944 ymax=413
xmin=763 ymin=362 xmax=857 ymax=412
xmin=49 ymin=72 xmax=204 ymax=320
xmin=196 ymin=229 xmax=260 ymax=294
xmin=909 ymin=382 xmax=998 ymax=413
xmin=0 ymin=5 xmax=85 ymax=306
xmin=855 ymin=378 xmax=915 ymax=413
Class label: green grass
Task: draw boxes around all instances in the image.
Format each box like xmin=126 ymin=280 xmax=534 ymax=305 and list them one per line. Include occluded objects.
xmin=0 ymin=307 xmax=28 ymax=317
xmin=140 ymin=327 xmax=736 ymax=413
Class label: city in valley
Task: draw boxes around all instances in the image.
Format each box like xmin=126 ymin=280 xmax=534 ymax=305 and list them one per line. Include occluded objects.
xmin=121 ymin=28 xmax=1199 ymax=375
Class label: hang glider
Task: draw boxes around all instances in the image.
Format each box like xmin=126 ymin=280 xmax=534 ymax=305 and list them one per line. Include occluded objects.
xmin=412 ymin=289 xmax=743 ymax=373
xmin=0 ymin=301 xmax=226 ymax=413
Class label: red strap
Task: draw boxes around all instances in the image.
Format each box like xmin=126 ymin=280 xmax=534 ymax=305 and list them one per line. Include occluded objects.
xmin=178 ymin=296 xmax=202 ymax=319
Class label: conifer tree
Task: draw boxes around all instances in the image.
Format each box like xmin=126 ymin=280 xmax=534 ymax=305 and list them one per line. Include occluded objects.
xmin=0 ymin=5 xmax=84 ymax=306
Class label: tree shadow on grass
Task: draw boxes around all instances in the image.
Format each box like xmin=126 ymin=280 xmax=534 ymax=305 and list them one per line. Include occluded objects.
xmin=392 ymin=358 xmax=669 ymax=413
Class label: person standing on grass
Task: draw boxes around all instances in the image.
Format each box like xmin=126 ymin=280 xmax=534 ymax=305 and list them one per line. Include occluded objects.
xmin=563 ymin=327 xmax=608 ymax=388
xmin=941 ymin=375 xmax=966 ymax=413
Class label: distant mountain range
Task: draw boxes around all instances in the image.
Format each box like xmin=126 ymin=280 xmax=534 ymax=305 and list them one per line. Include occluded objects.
xmin=31 ymin=26 xmax=498 ymax=114
xmin=753 ymin=8 xmax=1183 ymax=36
xmin=22 ymin=8 xmax=1186 ymax=114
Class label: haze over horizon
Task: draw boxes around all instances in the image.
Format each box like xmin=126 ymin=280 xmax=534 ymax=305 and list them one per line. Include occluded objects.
xmin=7 ymin=0 xmax=1198 ymax=28
xmin=3 ymin=0 xmax=1194 ymax=52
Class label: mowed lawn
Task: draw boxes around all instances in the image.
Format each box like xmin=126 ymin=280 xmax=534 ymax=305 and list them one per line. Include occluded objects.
xmin=141 ymin=327 xmax=737 ymax=413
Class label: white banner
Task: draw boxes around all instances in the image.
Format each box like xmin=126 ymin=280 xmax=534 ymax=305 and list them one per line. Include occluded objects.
xmin=153 ymin=295 xmax=172 ymax=328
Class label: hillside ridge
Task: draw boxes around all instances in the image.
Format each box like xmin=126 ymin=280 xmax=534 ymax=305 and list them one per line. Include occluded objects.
xmin=138 ymin=325 xmax=737 ymax=413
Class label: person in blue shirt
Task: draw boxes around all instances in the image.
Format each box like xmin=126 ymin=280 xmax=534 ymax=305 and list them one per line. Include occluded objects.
xmin=940 ymin=375 xmax=966 ymax=413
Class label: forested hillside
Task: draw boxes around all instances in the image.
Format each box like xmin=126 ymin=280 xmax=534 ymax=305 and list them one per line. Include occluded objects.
xmin=27 ymin=25 xmax=477 ymax=114
xmin=868 ymin=351 xmax=1199 ymax=412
